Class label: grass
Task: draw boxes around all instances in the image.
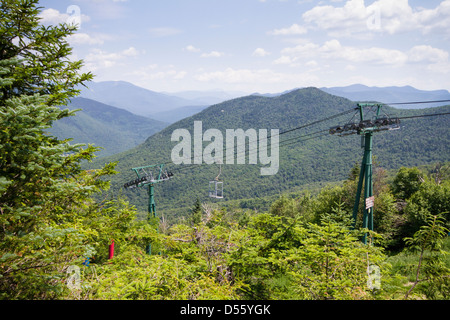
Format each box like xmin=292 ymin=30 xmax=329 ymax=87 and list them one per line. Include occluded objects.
xmin=387 ymin=237 xmax=450 ymax=276
xmin=383 ymin=237 xmax=450 ymax=299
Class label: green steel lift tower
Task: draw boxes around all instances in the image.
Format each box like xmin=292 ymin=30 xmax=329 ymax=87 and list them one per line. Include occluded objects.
xmin=123 ymin=164 xmax=173 ymax=253
xmin=329 ymin=103 xmax=400 ymax=244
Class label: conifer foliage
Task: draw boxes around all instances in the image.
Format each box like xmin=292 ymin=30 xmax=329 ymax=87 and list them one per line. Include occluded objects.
xmin=0 ymin=0 xmax=112 ymax=299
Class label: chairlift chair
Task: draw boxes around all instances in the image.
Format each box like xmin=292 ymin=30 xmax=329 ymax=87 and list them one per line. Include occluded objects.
xmin=209 ymin=180 xmax=223 ymax=199
xmin=209 ymin=162 xmax=223 ymax=199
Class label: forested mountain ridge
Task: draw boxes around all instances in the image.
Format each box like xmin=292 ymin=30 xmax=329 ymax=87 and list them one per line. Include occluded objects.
xmin=49 ymin=97 xmax=168 ymax=157
xmin=90 ymin=87 xmax=450 ymax=218
xmin=321 ymin=84 xmax=450 ymax=109
xmin=78 ymin=81 xmax=450 ymax=123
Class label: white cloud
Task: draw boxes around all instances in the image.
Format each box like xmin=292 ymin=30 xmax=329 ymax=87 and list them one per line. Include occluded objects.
xmin=38 ymin=8 xmax=90 ymax=26
xmin=273 ymin=55 xmax=294 ymax=65
xmin=417 ymin=0 xmax=450 ymax=35
xmin=122 ymin=47 xmax=140 ymax=57
xmin=253 ymin=48 xmax=271 ymax=57
xmin=195 ymin=67 xmax=319 ymax=86
xmin=268 ymin=23 xmax=308 ymax=36
xmin=184 ymin=45 xmax=201 ymax=53
xmin=126 ymin=65 xmax=187 ymax=83
xmin=183 ymin=45 xmax=226 ymax=58
xmin=84 ymin=47 xmax=141 ymax=71
xmin=39 ymin=8 xmax=66 ymax=24
xmin=279 ymin=39 xmax=411 ymax=67
xmin=281 ymin=42 xmax=319 ymax=58
xmin=277 ymin=38 xmax=450 ymax=72
xmin=306 ymin=60 xmax=318 ymax=68
xmin=200 ymin=51 xmax=225 ymax=58
xmin=302 ymin=0 xmax=370 ymax=36
xmin=66 ymin=1 xmax=450 ymax=92
xmin=408 ymin=45 xmax=449 ymax=63
xmin=426 ymin=61 xmax=450 ymax=74
xmin=301 ymin=0 xmax=450 ymax=37
xmin=407 ymin=45 xmax=450 ymax=75
xmin=146 ymin=70 xmax=186 ymax=80
xmin=67 ymin=33 xmax=106 ymax=45
xmin=319 ymin=39 xmax=408 ymax=65
xmin=345 ymin=64 xmax=356 ymax=71
xmin=196 ymin=68 xmax=269 ymax=83
xmin=174 ymin=71 xmax=187 ymax=79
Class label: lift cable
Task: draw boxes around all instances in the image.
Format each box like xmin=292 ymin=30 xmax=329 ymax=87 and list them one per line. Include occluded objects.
xmin=275 ymin=108 xmax=358 ymax=136
xmin=385 ymin=99 xmax=450 ymax=106
xmin=395 ymin=111 xmax=450 ymax=121
xmin=170 ymin=108 xmax=450 ymax=175
xmin=150 ymin=101 xmax=450 ymax=176
xmin=170 ymin=107 xmax=358 ymax=173
xmin=173 ymin=128 xmax=333 ymax=174
xmin=277 ymin=130 xmax=330 ymax=149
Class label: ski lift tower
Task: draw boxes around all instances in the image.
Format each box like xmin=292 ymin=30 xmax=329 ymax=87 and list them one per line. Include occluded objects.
xmin=123 ymin=164 xmax=173 ymax=253
xmin=329 ymin=103 xmax=400 ymax=244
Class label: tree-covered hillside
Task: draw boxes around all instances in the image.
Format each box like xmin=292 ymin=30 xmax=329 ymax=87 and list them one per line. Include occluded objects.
xmin=49 ymin=97 xmax=168 ymax=157
xmin=89 ymin=88 xmax=450 ymax=219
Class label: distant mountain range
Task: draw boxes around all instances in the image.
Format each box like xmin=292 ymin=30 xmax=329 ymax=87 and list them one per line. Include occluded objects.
xmin=77 ymin=81 xmax=246 ymax=122
xmin=77 ymin=81 xmax=194 ymax=118
xmin=149 ymin=105 xmax=209 ymax=124
xmin=78 ymin=81 xmax=450 ymax=125
xmin=321 ymin=84 xmax=450 ymax=108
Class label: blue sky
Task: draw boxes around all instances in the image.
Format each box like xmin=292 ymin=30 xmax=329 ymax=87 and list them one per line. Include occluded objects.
xmin=38 ymin=0 xmax=450 ymax=94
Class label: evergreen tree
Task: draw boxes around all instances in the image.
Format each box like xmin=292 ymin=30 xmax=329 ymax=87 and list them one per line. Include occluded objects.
xmin=0 ymin=0 xmax=92 ymax=105
xmin=189 ymin=198 xmax=202 ymax=226
xmin=0 ymin=0 xmax=112 ymax=299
